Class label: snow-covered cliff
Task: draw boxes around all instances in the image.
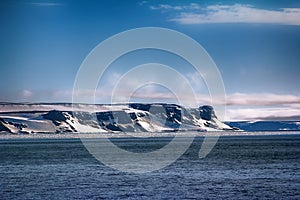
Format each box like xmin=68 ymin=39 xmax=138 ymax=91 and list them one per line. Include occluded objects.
xmin=0 ymin=103 xmax=235 ymax=134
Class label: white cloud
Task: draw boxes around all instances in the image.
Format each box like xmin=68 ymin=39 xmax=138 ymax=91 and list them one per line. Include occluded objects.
xmin=151 ymin=3 xmax=300 ymax=25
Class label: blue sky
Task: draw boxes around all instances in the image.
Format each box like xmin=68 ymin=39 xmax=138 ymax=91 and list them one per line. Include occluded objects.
xmin=1 ymin=0 xmax=300 ymax=120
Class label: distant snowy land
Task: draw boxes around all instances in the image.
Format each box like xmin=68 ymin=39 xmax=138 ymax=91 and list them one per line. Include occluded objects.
xmin=226 ymin=121 xmax=300 ymax=132
xmin=0 ymin=103 xmax=235 ymax=134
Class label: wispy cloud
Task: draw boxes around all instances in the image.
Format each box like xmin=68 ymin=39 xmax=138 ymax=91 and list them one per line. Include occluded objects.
xmin=27 ymin=2 xmax=63 ymax=7
xmin=21 ymin=90 xmax=33 ymax=98
xmin=150 ymin=3 xmax=200 ymax=11
xmin=138 ymin=1 xmax=148 ymax=6
xmin=149 ymin=3 xmax=300 ymax=25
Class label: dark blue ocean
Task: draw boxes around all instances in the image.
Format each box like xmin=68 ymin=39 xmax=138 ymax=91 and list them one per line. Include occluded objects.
xmin=1 ymin=134 xmax=300 ymax=199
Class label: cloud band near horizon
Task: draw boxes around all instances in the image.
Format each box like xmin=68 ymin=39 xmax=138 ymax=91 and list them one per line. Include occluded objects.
xmin=1 ymin=90 xmax=300 ymax=121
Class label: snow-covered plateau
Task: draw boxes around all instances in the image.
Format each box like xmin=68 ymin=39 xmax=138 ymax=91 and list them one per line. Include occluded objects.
xmin=0 ymin=103 xmax=235 ymax=134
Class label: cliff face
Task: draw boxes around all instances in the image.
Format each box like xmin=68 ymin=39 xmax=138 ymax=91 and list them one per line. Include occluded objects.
xmin=199 ymin=105 xmax=216 ymax=120
xmin=0 ymin=103 xmax=235 ymax=134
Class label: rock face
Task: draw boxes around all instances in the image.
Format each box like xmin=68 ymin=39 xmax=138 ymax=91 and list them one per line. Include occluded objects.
xmin=199 ymin=105 xmax=216 ymax=121
xmin=0 ymin=103 xmax=236 ymax=134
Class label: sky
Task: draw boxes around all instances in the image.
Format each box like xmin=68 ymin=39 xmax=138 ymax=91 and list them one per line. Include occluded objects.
xmin=0 ymin=0 xmax=300 ymax=121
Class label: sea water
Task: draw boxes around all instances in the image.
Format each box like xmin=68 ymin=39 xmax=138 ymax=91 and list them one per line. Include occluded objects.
xmin=0 ymin=133 xmax=299 ymax=199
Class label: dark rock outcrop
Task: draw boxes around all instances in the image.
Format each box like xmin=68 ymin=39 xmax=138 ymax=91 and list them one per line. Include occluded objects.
xmin=42 ymin=110 xmax=68 ymax=122
xmin=0 ymin=118 xmax=11 ymax=132
xmin=199 ymin=105 xmax=216 ymax=121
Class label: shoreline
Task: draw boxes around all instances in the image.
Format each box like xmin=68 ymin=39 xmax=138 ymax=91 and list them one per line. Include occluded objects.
xmin=0 ymin=131 xmax=300 ymax=140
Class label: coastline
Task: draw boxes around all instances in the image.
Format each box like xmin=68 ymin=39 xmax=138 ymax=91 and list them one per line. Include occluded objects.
xmin=0 ymin=131 xmax=300 ymax=140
